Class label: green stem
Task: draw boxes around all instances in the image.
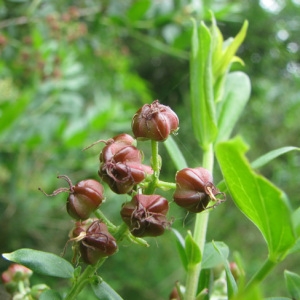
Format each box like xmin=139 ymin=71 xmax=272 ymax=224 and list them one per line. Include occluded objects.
xmin=144 ymin=140 xmax=160 ymax=194
xmin=151 ymin=139 xmax=160 ymax=175
xmin=65 ymin=265 xmax=96 ymax=300
xmin=246 ymin=257 xmax=277 ymax=291
xmin=93 ymin=209 xmax=117 ymax=230
xmin=157 ymin=180 xmax=176 ymax=190
xmin=184 ymin=143 xmax=214 ymax=300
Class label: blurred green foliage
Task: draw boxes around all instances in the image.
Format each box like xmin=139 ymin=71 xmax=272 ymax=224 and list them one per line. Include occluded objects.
xmin=0 ymin=0 xmax=299 ymax=299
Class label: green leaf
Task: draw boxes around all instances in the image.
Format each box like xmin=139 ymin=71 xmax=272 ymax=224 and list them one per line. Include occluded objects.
xmin=213 ymin=20 xmax=248 ymax=78
xmin=2 ymin=249 xmax=74 ymax=278
xmin=287 ymin=238 xmax=300 ymax=255
xmin=292 ymin=207 xmax=300 ymax=237
xmin=0 ymin=91 xmax=30 ymax=133
xmin=92 ymin=280 xmax=123 ymax=300
xmin=284 ymin=270 xmax=300 ymax=300
xmin=172 ymin=229 xmax=188 ymax=271
xmin=126 ymin=0 xmax=151 ymax=22
xmin=202 ymin=241 xmax=229 ymax=269
xmin=215 ymin=137 xmax=296 ymax=261
xmin=190 ymin=18 xmax=217 ymax=149
xmin=264 ymin=297 xmax=291 ymax=300
xmin=40 ymin=289 xmax=62 ymax=300
xmin=212 ymin=241 xmax=237 ymax=297
xmin=216 ymin=72 xmax=251 ymax=143
xmin=163 ymin=136 xmax=188 ymax=170
xmin=251 ymin=146 xmax=300 ymax=169
xmin=231 ymin=284 xmax=263 ymax=300
xmin=185 ymin=231 xmax=202 ymax=267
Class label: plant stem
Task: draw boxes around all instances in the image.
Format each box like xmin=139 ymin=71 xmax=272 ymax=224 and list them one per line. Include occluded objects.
xmin=245 ymin=257 xmax=277 ymax=291
xmin=144 ymin=140 xmax=160 ymax=194
xmin=151 ymin=139 xmax=160 ymax=175
xmin=184 ymin=143 xmax=214 ymax=300
xmin=94 ymin=209 xmax=117 ymax=230
xmin=65 ymin=265 xmax=97 ymax=300
xmin=157 ymin=180 xmax=176 ymax=190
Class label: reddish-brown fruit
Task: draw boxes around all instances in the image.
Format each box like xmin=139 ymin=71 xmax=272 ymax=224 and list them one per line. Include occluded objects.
xmin=120 ymin=194 xmax=170 ymax=237
xmin=66 ymin=179 xmax=104 ymax=220
xmin=79 ymin=221 xmax=118 ymax=264
xmin=39 ymin=176 xmax=104 ymax=220
xmin=99 ymin=134 xmax=152 ymax=194
xmin=132 ymin=100 xmax=179 ymax=141
xmin=173 ymin=167 xmax=224 ymax=213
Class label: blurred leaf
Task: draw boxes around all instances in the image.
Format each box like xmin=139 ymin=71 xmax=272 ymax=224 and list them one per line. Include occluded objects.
xmin=264 ymin=297 xmax=291 ymax=300
xmin=185 ymin=231 xmax=202 ymax=267
xmin=40 ymin=289 xmax=62 ymax=300
xmin=163 ymin=136 xmax=188 ymax=170
xmin=2 ymin=249 xmax=74 ymax=278
xmin=287 ymin=238 xmax=300 ymax=255
xmin=0 ymin=91 xmax=30 ymax=133
xmin=292 ymin=207 xmax=300 ymax=237
xmin=231 ymin=284 xmax=263 ymax=300
xmin=216 ymin=71 xmax=251 ymax=143
xmin=251 ymin=147 xmax=300 ymax=169
xmin=202 ymin=241 xmax=229 ymax=269
xmin=92 ymin=280 xmax=123 ymax=300
xmin=212 ymin=241 xmax=237 ymax=297
xmin=284 ymin=270 xmax=300 ymax=300
xmin=126 ymin=0 xmax=151 ymax=22
xmin=215 ymin=137 xmax=296 ymax=261
xmin=190 ymin=18 xmax=217 ymax=148
xmin=197 ymin=268 xmax=211 ymax=300
xmin=172 ymin=229 xmax=188 ymax=271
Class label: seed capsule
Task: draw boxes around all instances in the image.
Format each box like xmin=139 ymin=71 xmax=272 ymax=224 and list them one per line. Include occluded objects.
xmin=173 ymin=167 xmax=225 ymax=213
xmin=120 ymin=194 xmax=170 ymax=237
xmin=72 ymin=220 xmax=118 ymax=265
xmin=99 ymin=134 xmax=152 ymax=194
xmin=39 ymin=176 xmax=104 ymax=220
xmin=66 ymin=179 xmax=104 ymax=220
xmin=132 ymin=100 xmax=179 ymax=141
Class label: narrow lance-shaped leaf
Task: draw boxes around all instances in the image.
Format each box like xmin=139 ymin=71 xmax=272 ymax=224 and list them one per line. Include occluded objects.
xmin=172 ymin=228 xmax=188 ymax=271
xmin=163 ymin=136 xmax=188 ymax=170
xmin=185 ymin=231 xmax=202 ymax=267
xmin=190 ymin=18 xmax=217 ymax=149
xmin=2 ymin=248 xmax=74 ymax=279
xmin=216 ymin=71 xmax=251 ymax=143
xmin=215 ymin=137 xmax=295 ymax=261
xmin=251 ymin=146 xmax=300 ymax=169
xmin=213 ymin=20 xmax=248 ymax=79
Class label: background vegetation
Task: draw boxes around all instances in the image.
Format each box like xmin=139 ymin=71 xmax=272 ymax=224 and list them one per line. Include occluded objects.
xmin=0 ymin=0 xmax=299 ymax=299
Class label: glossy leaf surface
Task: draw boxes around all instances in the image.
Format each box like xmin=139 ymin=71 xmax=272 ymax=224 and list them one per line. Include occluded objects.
xmin=2 ymin=248 xmax=74 ymax=278
xmin=216 ymin=137 xmax=295 ymax=261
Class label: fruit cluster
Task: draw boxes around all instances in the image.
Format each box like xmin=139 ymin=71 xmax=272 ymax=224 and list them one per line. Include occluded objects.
xmin=40 ymin=100 xmax=225 ymax=265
